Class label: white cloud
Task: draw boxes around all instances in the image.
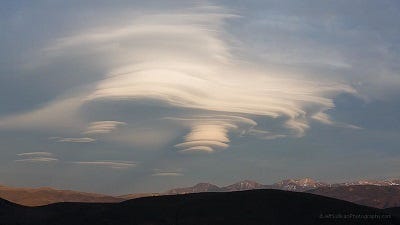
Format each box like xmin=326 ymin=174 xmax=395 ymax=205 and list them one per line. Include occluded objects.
xmin=52 ymin=137 xmax=95 ymax=143
xmin=168 ymin=115 xmax=257 ymax=152
xmin=72 ymin=161 xmax=136 ymax=169
xmin=84 ymin=121 xmax=126 ymax=135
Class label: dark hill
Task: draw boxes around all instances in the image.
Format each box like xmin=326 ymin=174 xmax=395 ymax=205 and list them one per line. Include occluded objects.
xmin=386 ymin=207 xmax=400 ymax=218
xmin=0 ymin=189 xmax=398 ymax=225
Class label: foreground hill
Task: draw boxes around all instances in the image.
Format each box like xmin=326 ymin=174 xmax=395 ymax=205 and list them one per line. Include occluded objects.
xmin=307 ymin=185 xmax=400 ymax=209
xmin=0 ymin=184 xmax=123 ymax=206
xmin=386 ymin=207 xmax=400 ymax=218
xmin=0 ymin=189 xmax=397 ymax=225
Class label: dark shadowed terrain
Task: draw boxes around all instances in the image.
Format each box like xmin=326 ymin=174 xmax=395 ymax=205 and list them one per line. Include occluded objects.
xmin=0 ymin=189 xmax=398 ymax=225
xmin=386 ymin=207 xmax=400 ymax=218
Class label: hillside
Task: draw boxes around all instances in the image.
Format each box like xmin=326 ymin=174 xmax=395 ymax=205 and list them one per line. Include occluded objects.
xmin=0 ymin=185 xmax=123 ymax=206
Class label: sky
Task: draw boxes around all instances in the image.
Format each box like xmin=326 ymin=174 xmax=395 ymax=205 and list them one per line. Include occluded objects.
xmin=0 ymin=0 xmax=400 ymax=195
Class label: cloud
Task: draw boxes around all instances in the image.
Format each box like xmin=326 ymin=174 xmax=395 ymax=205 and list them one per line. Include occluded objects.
xmin=152 ymin=168 xmax=183 ymax=176
xmin=152 ymin=172 xmax=183 ymax=176
xmin=51 ymin=137 xmax=95 ymax=143
xmin=17 ymin=152 xmax=54 ymax=157
xmin=83 ymin=121 xmax=126 ymax=135
xmin=0 ymin=5 xmax=358 ymax=152
xmin=168 ymin=115 xmax=258 ymax=152
xmin=15 ymin=152 xmax=59 ymax=163
xmin=0 ymin=97 xmax=83 ymax=131
xmin=15 ymin=157 xmax=59 ymax=163
xmin=72 ymin=161 xmax=136 ymax=169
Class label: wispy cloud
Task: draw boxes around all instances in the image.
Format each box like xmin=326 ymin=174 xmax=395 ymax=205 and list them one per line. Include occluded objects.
xmin=72 ymin=161 xmax=136 ymax=169
xmin=152 ymin=172 xmax=183 ymax=176
xmin=83 ymin=121 xmax=126 ymax=135
xmin=152 ymin=168 xmax=184 ymax=176
xmin=17 ymin=152 xmax=54 ymax=157
xmin=16 ymin=152 xmax=58 ymax=163
xmin=51 ymin=137 xmax=95 ymax=143
xmin=15 ymin=157 xmax=59 ymax=163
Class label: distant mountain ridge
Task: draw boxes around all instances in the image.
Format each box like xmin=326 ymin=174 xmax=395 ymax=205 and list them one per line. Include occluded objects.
xmin=0 ymin=184 xmax=123 ymax=206
xmin=164 ymin=177 xmax=400 ymax=195
xmin=2 ymin=177 xmax=400 ymax=208
xmin=164 ymin=178 xmax=326 ymax=194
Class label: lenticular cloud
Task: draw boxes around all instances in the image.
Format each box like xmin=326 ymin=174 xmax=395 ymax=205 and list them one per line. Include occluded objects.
xmin=1 ymin=6 xmax=357 ymax=153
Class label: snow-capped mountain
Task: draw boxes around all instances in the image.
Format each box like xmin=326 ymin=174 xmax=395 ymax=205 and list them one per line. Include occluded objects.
xmin=163 ymin=177 xmax=400 ymax=195
xmin=269 ymin=178 xmax=328 ymax=191
xmin=338 ymin=179 xmax=400 ymax=187
xmin=221 ymin=180 xmax=264 ymax=192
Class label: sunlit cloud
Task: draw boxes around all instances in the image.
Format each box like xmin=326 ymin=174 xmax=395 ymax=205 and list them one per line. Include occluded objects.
xmin=84 ymin=121 xmax=126 ymax=135
xmin=167 ymin=115 xmax=257 ymax=152
xmin=0 ymin=5 xmax=359 ymax=153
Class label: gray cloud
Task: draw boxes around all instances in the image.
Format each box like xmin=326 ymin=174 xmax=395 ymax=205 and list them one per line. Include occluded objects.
xmin=72 ymin=161 xmax=137 ymax=169
xmin=152 ymin=168 xmax=184 ymax=176
xmin=17 ymin=152 xmax=54 ymax=157
xmin=152 ymin=172 xmax=184 ymax=176
xmin=15 ymin=157 xmax=59 ymax=163
xmin=15 ymin=151 xmax=59 ymax=163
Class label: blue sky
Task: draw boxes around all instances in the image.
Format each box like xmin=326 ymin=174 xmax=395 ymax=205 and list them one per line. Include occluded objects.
xmin=0 ymin=0 xmax=399 ymax=194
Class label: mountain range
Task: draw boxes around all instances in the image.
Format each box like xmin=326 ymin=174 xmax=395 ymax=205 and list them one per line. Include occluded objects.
xmin=1 ymin=189 xmax=398 ymax=225
xmin=2 ymin=177 xmax=400 ymax=208
xmin=164 ymin=177 xmax=400 ymax=194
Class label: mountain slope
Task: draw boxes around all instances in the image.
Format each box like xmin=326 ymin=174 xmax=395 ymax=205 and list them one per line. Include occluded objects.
xmin=118 ymin=193 xmax=160 ymax=200
xmin=0 ymin=190 xmax=397 ymax=225
xmin=221 ymin=180 xmax=264 ymax=191
xmin=165 ymin=182 xmax=221 ymax=194
xmin=0 ymin=185 xmax=123 ymax=206
xmin=307 ymin=185 xmax=400 ymax=209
